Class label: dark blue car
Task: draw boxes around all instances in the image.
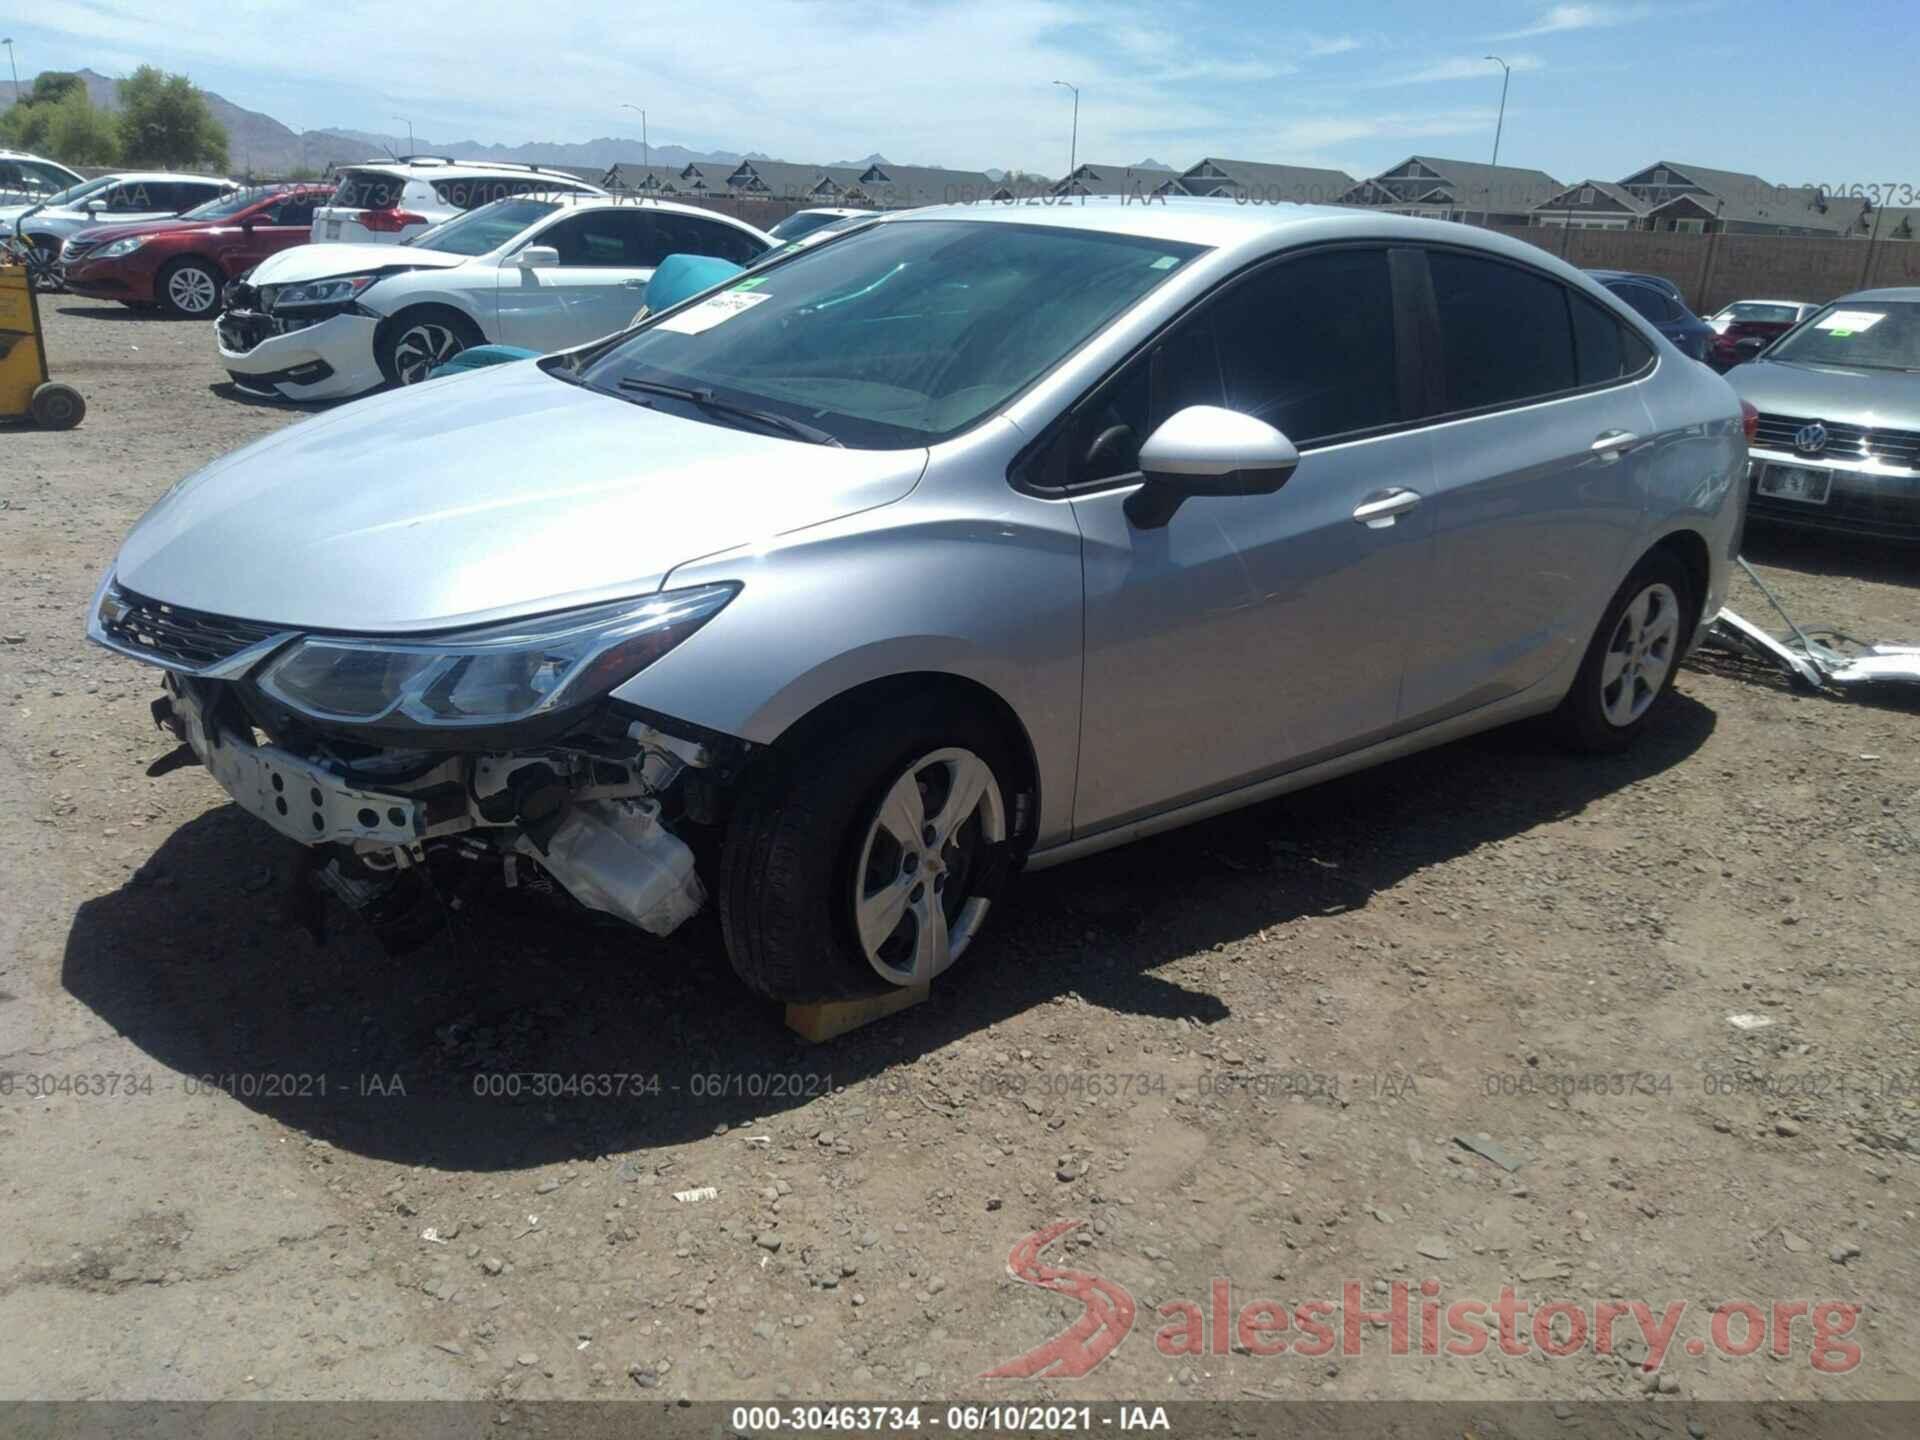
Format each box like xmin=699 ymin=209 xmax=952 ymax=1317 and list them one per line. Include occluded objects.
xmin=1586 ymin=269 xmax=1714 ymax=362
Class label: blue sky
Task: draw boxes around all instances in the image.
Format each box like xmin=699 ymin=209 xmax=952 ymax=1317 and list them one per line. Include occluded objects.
xmin=6 ymin=0 xmax=1913 ymax=185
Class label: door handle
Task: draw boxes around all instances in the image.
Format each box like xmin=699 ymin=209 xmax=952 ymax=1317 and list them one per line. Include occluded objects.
xmin=1351 ymin=488 xmax=1422 ymax=528
xmin=1590 ymin=430 xmax=1640 ymax=461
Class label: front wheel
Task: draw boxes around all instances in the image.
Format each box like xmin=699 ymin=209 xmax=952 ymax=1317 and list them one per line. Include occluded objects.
xmin=1552 ymin=551 xmax=1694 ymax=752
xmin=719 ymin=698 xmax=1021 ymax=1003
xmin=156 ymin=258 xmax=223 ymax=318
xmin=377 ymin=308 xmax=483 ymax=386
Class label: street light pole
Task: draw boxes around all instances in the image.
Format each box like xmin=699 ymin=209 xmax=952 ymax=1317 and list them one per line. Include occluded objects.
xmin=392 ymin=115 xmax=414 ymax=153
xmin=1484 ymin=55 xmax=1511 ymax=168
xmin=3 ymin=40 xmax=20 ymax=99
xmin=622 ymin=102 xmax=649 ymax=172
xmin=1051 ymin=80 xmax=1079 ymax=184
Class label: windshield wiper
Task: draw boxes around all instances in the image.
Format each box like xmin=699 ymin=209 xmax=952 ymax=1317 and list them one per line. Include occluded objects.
xmin=616 ymin=378 xmax=843 ymax=446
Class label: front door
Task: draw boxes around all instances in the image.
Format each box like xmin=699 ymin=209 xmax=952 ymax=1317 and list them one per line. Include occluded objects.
xmin=1066 ymin=246 xmax=1437 ymax=836
xmin=497 ymin=209 xmax=662 ymax=351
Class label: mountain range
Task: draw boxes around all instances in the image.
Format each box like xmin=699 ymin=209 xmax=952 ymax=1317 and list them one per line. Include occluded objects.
xmin=1 ymin=70 xmax=1171 ymax=180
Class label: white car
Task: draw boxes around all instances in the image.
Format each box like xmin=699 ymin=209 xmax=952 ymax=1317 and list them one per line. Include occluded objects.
xmin=0 ymin=171 xmax=237 ymax=284
xmin=765 ymin=206 xmax=880 ymax=242
xmin=219 ymin=195 xmax=774 ymax=400
xmin=310 ymin=157 xmax=606 ymax=245
xmin=0 ymin=149 xmax=85 ymax=205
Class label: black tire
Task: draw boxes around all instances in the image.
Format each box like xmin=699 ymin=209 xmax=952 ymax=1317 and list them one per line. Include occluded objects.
xmin=1552 ymin=550 xmax=1695 ymax=753
xmin=376 ymin=306 xmax=484 ymax=387
xmin=719 ymin=695 xmax=1023 ymax=1003
xmin=29 ymin=382 xmax=85 ymax=430
xmin=25 ymin=238 xmax=64 ymax=291
xmin=155 ymin=257 xmax=224 ymax=318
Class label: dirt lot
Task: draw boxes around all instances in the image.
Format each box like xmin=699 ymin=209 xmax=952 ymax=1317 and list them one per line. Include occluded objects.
xmin=2 ymin=301 xmax=1917 ymax=1406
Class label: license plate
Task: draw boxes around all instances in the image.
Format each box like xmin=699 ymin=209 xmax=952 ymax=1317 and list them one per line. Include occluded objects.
xmin=324 ymin=219 xmax=342 ymax=239
xmin=1757 ymin=463 xmax=1830 ymax=505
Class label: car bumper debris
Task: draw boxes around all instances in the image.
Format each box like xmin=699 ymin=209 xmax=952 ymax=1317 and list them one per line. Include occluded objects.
xmin=1705 ymin=557 xmax=1920 ymax=692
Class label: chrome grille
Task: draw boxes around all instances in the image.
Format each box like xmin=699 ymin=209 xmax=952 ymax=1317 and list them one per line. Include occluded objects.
xmin=60 ymin=238 xmax=98 ymax=263
xmin=97 ymin=585 xmax=285 ymax=672
xmin=1753 ymin=412 xmax=1920 ymax=470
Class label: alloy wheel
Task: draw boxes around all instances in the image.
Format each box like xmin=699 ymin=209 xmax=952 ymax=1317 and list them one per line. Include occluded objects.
xmin=853 ymin=746 xmax=1006 ymax=986
xmin=391 ymin=322 xmax=464 ymax=384
xmin=167 ymin=265 xmax=219 ymax=316
xmin=1600 ymin=581 xmax=1680 ymax=727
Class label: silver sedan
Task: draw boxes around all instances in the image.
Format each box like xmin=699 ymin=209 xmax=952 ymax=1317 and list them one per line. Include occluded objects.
xmin=90 ymin=199 xmax=1747 ymax=1004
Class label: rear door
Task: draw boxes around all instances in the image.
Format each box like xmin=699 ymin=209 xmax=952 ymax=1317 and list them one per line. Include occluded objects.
xmin=1398 ymin=249 xmax=1655 ymax=725
xmin=1065 ymin=244 xmax=1439 ymax=834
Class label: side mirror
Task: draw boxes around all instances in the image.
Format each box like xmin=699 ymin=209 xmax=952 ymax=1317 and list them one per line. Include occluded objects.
xmin=514 ymin=245 xmax=560 ymax=269
xmin=1124 ymin=405 xmax=1300 ymax=529
xmin=82 ymin=199 xmax=105 ymax=214
xmin=1732 ymin=336 xmax=1766 ymax=362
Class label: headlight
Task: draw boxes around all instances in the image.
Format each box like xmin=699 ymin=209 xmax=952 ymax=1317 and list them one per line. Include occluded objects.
xmin=264 ymin=274 xmax=380 ymax=311
xmin=91 ymin=235 xmax=146 ymax=260
xmin=255 ymin=584 xmax=738 ymax=728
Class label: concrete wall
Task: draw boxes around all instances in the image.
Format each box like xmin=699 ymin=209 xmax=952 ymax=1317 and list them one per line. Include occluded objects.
xmin=1487 ymin=223 xmax=1920 ymax=312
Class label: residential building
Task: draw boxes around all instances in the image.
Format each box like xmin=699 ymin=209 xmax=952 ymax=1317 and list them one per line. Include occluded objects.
xmin=1618 ymin=161 xmax=1868 ymax=236
xmin=1175 ymin=157 xmax=1355 ymax=207
xmin=723 ymin=159 xmax=865 ymax=202
xmin=848 ymin=162 xmax=998 ymax=208
xmin=1050 ymin=162 xmax=1182 ymax=200
xmin=1531 ymin=179 xmax=1652 ymax=230
xmin=1339 ymin=156 xmax=1562 ymax=225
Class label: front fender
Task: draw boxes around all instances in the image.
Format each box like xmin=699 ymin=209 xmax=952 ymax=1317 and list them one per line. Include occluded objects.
xmin=608 ymin=492 xmax=1087 ymax=848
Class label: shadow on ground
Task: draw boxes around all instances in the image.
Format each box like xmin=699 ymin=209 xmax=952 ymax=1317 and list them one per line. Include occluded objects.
xmin=64 ymin=696 xmax=1715 ymax=1170
xmin=1741 ymin=522 xmax=1920 ymax=589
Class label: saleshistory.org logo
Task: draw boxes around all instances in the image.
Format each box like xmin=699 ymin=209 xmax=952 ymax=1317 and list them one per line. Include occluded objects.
xmin=982 ymin=1222 xmax=1864 ymax=1379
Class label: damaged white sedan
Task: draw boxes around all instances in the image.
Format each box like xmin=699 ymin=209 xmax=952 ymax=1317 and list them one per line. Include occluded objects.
xmin=91 ymin=200 xmax=1744 ymax=1003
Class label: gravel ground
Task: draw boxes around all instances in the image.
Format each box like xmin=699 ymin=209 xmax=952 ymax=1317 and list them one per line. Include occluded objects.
xmin=1 ymin=300 xmax=1917 ymax=1405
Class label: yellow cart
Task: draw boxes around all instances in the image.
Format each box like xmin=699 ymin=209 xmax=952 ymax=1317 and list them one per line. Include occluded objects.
xmin=0 ymin=256 xmax=85 ymax=429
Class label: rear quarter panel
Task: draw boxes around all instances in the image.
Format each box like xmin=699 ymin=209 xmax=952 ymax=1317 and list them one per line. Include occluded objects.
xmin=1632 ymin=347 xmax=1746 ymax=626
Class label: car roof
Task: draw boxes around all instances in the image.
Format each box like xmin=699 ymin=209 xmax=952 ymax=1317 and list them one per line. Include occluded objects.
xmin=1722 ymin=298 xmax=1810 ymax=307
xmin=94 ymin=171 xmax=237 ymax=185
xmin=495 ymin=192 xmax=770 ymax=232
xmin=343 ymin=158 xmax=598 ymax=182
xmin=871 ymin=196 xmax=1618 ymax=272
xmin=1839 ymin=287 xmax=1920 ymax=303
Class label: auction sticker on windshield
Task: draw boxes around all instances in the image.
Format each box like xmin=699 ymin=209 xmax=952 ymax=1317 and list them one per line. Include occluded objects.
xmin=1814 ymin=309 xmax=1884 ymax=335
xmin=655 ymin=290 xmax=772 ymax=335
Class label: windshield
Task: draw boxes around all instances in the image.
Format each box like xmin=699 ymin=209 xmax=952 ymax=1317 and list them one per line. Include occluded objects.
xmin=767 ymin=210 xmax=847 ymax=242
xmin=1767 ymin=300 xmax=1920 ymax=371
xmin=408 ymin=197 xmax=559 ymax=255
xmin=580 ymin=220 xmax=1205 ymax=448
xmin=37 ymin=175 xmax=118 ymax=209
xmin=182 ymin=188 xmax=276 ymax=221
xmin=1722 ymin=302 xmax=1804 ymax=326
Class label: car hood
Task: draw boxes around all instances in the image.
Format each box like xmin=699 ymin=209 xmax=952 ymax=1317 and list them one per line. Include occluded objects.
xmin=112 ymin=360 xmax=927 ymax=633
xmin=68 ymin=217 xmax=201 ymax=245
xmin=1730 ymin=359 xmax=1920 ymax=428
xmin=249 ymin=242 xmax=469 ymax=285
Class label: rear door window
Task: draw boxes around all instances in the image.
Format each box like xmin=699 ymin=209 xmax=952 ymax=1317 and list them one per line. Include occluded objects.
xmin=1610 ymin=281 xmax=1677 ymax=324
xmin=331 ymin=169 xmax=407 ymax=210
xmin=1428 ymin=250 xmax=1577 ymax=411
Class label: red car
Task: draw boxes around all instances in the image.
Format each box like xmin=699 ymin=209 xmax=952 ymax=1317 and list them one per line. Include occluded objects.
xmin=60 ymin=184 xmax=333 ymax=318
xmin=1705 ymin=299 xmax=1818 ymax=372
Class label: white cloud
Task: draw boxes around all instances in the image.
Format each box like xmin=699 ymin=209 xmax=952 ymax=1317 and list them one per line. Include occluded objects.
xmin=1496 ymin=4 xmax=1647 ymax=39
xmin=1371 ymin=53 xmax=1545 ymax=86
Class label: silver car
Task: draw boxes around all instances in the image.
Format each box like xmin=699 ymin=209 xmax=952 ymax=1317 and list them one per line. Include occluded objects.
xmin=1729 ymin=288 xmax=1920 ymax=541
xmin=89 ymin=200 xmax=1746 ymax=1003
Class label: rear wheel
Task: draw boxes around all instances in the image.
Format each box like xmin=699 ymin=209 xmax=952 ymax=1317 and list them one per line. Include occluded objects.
xmin=378 ymin=307 xmax=484 ymax=386
xmin=156 ymin=257 xmax=223 ymax=318
xmin=1553 ymin=551 xmax=1694 ymax=752
xmin=719 ymin=697 xmax=1019 ymax=1003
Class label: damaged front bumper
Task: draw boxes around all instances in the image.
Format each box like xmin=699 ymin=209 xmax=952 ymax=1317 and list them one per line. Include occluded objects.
xmin=153 ymin=673 xmax=730 ymax=942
